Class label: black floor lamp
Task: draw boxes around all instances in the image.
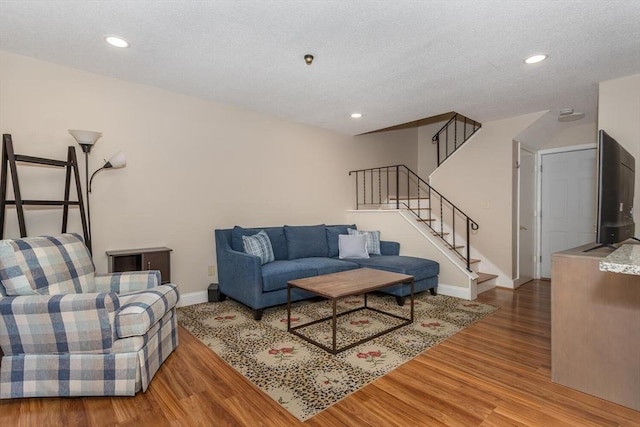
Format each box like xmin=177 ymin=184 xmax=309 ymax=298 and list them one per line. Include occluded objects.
xmin=68 ymin=129 xmax=101 ymax=253
xmin=68 ymin=130 xmax=126 ymax=254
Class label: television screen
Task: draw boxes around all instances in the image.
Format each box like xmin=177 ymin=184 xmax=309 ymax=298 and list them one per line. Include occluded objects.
xmin=595 ymin=130 xmax=636 ymax=246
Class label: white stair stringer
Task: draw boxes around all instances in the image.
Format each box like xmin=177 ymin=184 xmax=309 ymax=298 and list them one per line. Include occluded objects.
xmin=388 ymin=199 xmax=505 ymax=293
xmin=415 ymin=215 xmax=506 ymax=293
xmin=346 ymin=209 xmax=480 ymax=300
xmin=415 ymin=213 xmax=507 ymax=291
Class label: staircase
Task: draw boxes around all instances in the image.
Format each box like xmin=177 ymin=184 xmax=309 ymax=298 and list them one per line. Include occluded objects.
xmin=348 ymin=164 xmax=498 ymax=291
xmin=348 ymin=112 xmax=498 ymax=293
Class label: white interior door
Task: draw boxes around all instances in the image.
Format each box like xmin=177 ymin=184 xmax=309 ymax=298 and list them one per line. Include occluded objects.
xmin=540 ymin=148 xmax=596 ymax=277
xmin=517 ymin=146 xmax=536 ymax=285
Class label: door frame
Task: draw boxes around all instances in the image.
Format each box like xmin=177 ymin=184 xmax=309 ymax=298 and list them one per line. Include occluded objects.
xmin=536 ymin=143 xmax=596 ymax=278
xmin=514 ymin=142 xmax=537 ymax=286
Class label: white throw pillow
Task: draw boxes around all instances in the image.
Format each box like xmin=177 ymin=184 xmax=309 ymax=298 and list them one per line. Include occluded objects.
xmin=338 ymin=234 xmax=369 ymax=259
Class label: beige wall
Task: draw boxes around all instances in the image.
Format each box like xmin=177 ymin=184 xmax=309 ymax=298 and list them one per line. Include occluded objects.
xmin=0 ymin=51 xmax=417 ymax=297
xmin=541 ymin=122 xmax=597 ymax=150
xmin=429 ymin=111 xmax=545 ymax=282
xmin=515 ymin=112 xmax=596 ymax=152
xmin=417 ymin=120 xmax=445 ymax=178
xmin=598 ymin=73 xmax=640 ymax=228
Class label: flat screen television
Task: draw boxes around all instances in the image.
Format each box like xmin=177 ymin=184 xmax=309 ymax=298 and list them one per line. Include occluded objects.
xmin=592 ymin=129 xmax=636 ymax=249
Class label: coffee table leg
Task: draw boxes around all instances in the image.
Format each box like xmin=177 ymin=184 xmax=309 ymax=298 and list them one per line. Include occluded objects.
xmin=410 ymin=278 xmax=415 ymax=322
xmin=332 ymin=299 xmax=337 ymax=354
xmin=287 ymin=285 xmax=292 ymax=331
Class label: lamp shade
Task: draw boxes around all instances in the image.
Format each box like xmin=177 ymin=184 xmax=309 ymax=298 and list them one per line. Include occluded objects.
xmin=68 ymin=129 xmax=102 ymax=145
xmin=107 ymin=151 xmax=126 ymax=169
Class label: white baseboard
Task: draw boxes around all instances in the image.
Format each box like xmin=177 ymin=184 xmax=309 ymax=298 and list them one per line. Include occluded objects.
xmin=477 ymin=282 xmax=496 ymax=294
xmin=437 ymin=283 xmax=473 ymax=300
xmin=178 ymin=290 xmax=208 ymax=307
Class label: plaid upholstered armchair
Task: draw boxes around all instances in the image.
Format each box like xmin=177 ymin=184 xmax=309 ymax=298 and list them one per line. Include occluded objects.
xmin=0 ymin=233 xmax=179 ymax=398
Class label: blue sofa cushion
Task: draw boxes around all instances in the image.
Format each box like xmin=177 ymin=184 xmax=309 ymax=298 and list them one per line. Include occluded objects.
xmin=326 ymin=224 xmax=357 ymax=258
xmin=354 ymin=256 xmax=439 ymax=281
xmin=261 ymin=260 xmax=317 ymax=292
xmin=325 ymin=224 xmax=356 ymax=257
xmin=284 ymin=225 xmax=329 ymax=259
xmin=292 ymin=257 xmax=360 ymax=276
xmin=231 ymin=226 xmax=288 ymax=260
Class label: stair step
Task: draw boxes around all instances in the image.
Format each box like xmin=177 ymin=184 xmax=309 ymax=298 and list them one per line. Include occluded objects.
xmin=469 ymin=258 xmax=480 ymax=264
xmin=417 ymin=218 xmax=435 ymax=222
xmin=450 ymin=245 xmax=464 ymax=250
xmin=477 ymin=272 xmax=498 ymax=284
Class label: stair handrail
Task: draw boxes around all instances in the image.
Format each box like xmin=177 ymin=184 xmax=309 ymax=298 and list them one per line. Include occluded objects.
xmin=431 ymin=113 xmax=481 ymax=166
xmin=348 ymin=164 xmax=479 ymax=271
xmin=432 ymin=113 xmax=460 ymax=143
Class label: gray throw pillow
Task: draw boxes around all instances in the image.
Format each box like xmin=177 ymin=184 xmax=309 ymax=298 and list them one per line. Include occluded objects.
xmin=347 ymin=228 xmax=381 ymax=255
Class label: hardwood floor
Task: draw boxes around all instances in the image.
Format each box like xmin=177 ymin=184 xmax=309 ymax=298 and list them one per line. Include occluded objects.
xmin=1 ymin=280 xmax=638 ymax=426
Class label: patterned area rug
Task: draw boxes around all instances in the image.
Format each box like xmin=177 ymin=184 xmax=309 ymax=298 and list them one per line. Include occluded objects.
xmin=178 ymin=292 xmax=497 ymax=421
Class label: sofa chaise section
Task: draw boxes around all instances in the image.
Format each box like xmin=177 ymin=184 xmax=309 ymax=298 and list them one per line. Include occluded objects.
xmin=354 ymin=255 xmax=439 ymax=305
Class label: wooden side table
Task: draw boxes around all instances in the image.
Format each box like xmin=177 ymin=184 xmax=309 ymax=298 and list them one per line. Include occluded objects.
xmin=106 ymin=247 xmax=172 ymax=284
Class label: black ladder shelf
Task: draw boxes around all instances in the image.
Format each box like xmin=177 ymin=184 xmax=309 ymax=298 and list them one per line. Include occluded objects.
xmin=0 ymin=134 xmax=90 ymax=249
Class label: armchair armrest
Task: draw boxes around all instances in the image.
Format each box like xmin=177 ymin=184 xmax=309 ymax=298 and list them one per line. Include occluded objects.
xmin=94 ymin=270 xmax=161 ymax=294
xmin=0 ymin=292 xmax=119 ymax=355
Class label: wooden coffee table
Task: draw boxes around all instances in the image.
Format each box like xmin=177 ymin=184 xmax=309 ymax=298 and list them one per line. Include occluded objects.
xmin=287 ymin=268 xmax=414 ymax=354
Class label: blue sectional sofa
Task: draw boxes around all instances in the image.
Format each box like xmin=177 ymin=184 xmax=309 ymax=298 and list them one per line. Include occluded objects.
xmin=214 ymin=224 xmax=439 ymax=320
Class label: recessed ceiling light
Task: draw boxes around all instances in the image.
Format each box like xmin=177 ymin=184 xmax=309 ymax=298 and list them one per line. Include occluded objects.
xmin=524 ymin=54 xmax=547 ymax=64
xmin=105 ymin=36 xmax=130 ymax=48
xmin=351 ymin=113 xmax=363 ymax=119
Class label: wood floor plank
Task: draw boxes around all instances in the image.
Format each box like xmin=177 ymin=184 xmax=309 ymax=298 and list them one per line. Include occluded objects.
xmin=1 ymin=280 xmax=639 ymax=426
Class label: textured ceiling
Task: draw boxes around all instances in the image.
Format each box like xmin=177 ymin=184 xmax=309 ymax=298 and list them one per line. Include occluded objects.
xmin=1 ymin=0 xmax=639 ymax=136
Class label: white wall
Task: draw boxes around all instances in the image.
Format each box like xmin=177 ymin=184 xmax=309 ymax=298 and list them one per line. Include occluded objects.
xmin=429 ymin=111 xmax=546 ymax=282
xmin=0 ymin=51 xmax=417 ymax=296
xmin=598 ymin=73 xmax=640 ymax=228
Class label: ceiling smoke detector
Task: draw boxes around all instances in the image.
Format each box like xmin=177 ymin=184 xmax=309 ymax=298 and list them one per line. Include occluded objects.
xmin=558 ymin=108 xmax=585 ymax=122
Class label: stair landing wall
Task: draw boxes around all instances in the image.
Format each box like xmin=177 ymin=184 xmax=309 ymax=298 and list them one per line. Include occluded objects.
xmin=427 ymin=111 xmax=546 ymax=285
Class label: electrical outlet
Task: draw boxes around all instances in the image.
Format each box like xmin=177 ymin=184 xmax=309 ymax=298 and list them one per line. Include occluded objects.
xmin=208 ymin=265 xmax=216 ymax=277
